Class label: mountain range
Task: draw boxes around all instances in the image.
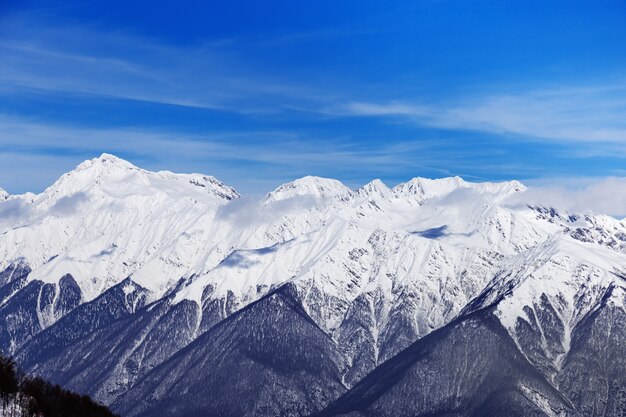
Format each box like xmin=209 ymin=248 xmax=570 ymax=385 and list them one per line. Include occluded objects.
xmin=2 ymin=154 xmax=626 ymax=416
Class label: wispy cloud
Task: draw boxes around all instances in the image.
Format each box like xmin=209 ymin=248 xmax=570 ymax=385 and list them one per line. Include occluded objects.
xmin=0 ymin=190 xmax=88 ymax=229
xmin=504 ymin=177 xmax=626 ymax=218
xmin=340 ymin=85 xmax=626 ymax=143
xmin=0 ymin=19 xmax=336 ymax=114
xmin=3 ymin=14 xmax=626 ymax=145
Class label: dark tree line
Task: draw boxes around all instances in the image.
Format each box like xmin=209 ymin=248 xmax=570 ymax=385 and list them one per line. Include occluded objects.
xmin=0 ymin=354 xmax=118 ymax=417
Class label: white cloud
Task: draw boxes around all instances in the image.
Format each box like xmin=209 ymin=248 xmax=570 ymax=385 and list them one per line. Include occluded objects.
xmin=215 ymin=195 xmax=318 ymax=228
xmin=0 ymin=20 xmax=332 ymax=114
xmin=344 ymin=102 xmax=433 ymax=117
xmin=0 ymin=191 xmax=88 ymax=229
xmin=505 ymin=177 xmax=626 ymax=218
xmin=3 ymin=14 xmax=626 ymax=147
xmin=49 ymin=192 xmax=89 ymax=216
xmin=342 ymin=84 xmax=626 ymax=143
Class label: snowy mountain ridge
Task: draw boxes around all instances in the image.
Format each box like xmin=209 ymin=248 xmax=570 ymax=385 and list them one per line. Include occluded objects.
xmin=0 ymin=156 xmax=525 ymax=301
xmin=2 ymin=154 xmax=626 ymax=417
xmin=1 ymin=154 xmax=624 ymax=331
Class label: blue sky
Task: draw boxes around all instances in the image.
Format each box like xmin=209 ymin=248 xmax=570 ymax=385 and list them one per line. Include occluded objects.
xmin=1 ymin=0 xmax=625 ymax=195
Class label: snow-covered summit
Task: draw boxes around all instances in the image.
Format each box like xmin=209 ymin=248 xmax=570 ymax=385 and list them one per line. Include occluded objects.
xmin=265 ymin=175 xmax=354 ymax=203
xmin=392 ymin=176 xmax=525 ymax=204
xmin=265 ymin=175 xmax=524 ymax=207
xmin=356 ymin=179 xmax=393 ymax=200
xmin=393 ymin=176 xmax=465 ymax=199
xmin=0 ymin=154 xmax=242 ymax=304
xmin=81 ymin=152 xmax=136 ymax=169
xmin=0 ymin=187 xmax=8 ymax=201
xmin=40 ymin=153 xmax=239 ymax=207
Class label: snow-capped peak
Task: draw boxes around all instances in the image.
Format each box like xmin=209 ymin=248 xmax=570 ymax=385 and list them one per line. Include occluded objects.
xmin=40 ymin=154 xmax=238 ymax=206
xmin=392 ymin=176 xmax=467 ymax=202
xmin=41 ymin=153 xmax=143 ymax=204
xmin=0 ymin=154 xmax=242 ymax=302
xmin=356 ymin=179 xmax=392 ymax=200
xmin=0 ymin=187 xmax=8 ymax=201
xmin=392 ymin=176 xmax=526 ymax=204
xmin=81 ymin=152 xmax=137 ymax=170
xmin=265 ymin=175 xmax=354 ymax=203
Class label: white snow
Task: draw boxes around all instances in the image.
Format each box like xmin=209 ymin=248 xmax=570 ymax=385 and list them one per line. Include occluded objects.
xmin=2 ymin=152 xmax=626 ymax=364
xmin=0 ymin=154 xmax=239 ymax=301
xmin=265 ymin=175 xmax=354 ymax=203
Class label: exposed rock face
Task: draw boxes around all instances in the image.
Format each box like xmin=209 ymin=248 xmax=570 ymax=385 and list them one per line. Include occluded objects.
xmin=113 ymin=285 xmax=347 ymax=417
xmin=318 ymin=309 xmax=579 ymax=417
xmin=557 ymin=287 xmax=626 ymax=417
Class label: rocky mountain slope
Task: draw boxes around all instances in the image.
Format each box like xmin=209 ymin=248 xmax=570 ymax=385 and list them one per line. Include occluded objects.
xmin=2 ymin=154 xmax=626 ymax=416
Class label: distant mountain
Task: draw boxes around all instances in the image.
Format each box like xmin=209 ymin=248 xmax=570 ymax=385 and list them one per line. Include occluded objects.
xmin=316 ymin=308 xmax=579 ymax=417
xmin=2 ymin=154 xmax=626 ymax=416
